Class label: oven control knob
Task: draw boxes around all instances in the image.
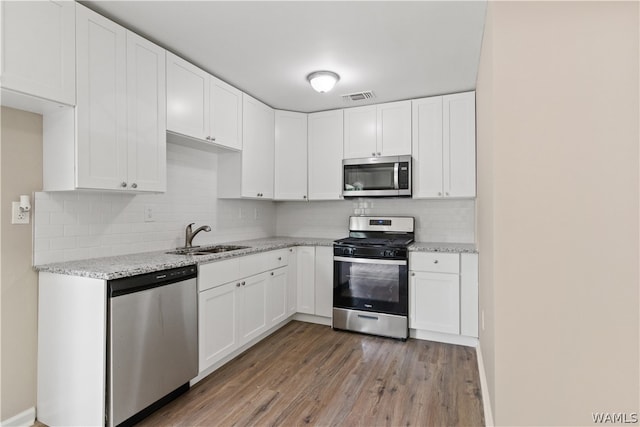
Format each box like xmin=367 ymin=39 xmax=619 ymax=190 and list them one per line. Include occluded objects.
xmin=344 ymin=248 xmax=354 ymax=256
xmin=384 ymin=249 xmax=397 ymax=258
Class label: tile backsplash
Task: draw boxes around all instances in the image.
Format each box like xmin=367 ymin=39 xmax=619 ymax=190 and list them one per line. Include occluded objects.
xmin=275 ymin=198 xmax=475 ymax=242
xmin=33 ymin=143 xmax=276 ymax=265
xmin=34 ymin=142 xmax=474 ymax=265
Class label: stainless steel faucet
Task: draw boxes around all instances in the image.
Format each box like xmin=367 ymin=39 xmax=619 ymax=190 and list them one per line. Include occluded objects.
xmin=184 ymin=223 xmax=211 ymax=248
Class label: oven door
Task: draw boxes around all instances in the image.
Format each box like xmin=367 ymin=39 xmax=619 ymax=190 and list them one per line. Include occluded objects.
xmin=333 ymin=256 xmax=408 ymax=315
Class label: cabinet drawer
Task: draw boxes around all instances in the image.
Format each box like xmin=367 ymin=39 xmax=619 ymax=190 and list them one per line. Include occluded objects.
xmin=198 ymin=258 xmax=240 ymax=292
xmin=238 ymin=249 xmax=289 ymax=278
xmin=409 ymin=252 xmax=459 ymax=274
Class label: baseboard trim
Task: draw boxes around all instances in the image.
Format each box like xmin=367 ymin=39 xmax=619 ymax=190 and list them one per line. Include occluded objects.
xmin=410 ymin=329 xmax=479 ymax=347
xmin=476 ymin=344 xmax=494 ymax=427
xmin=1 ymin=407 xmax=35 ymax=427
xmin=292 ymin=313 xmax=331 ymax=326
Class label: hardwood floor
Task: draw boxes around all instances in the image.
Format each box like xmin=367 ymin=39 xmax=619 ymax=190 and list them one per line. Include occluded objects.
xmin=136 ymin=321 xmax=484 ymax=427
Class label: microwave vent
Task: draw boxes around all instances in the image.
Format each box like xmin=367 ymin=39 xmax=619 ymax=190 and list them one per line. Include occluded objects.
xmin=341 ymin=91 xmax=375 ymax=103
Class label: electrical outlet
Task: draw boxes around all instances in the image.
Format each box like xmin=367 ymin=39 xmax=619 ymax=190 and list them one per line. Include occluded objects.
xmin=12 ymin=201 xmax=29 ymax=224
xmin=144 ymin=206 xmax=154 ymax=222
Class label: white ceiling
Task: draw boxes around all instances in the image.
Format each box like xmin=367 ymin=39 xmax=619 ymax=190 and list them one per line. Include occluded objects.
xmin=82 ymin=1 xmax=487 ymax=113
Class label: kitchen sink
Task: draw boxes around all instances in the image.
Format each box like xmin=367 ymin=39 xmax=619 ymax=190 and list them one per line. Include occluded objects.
xmin=167 ymin=245 xmax=250 ymax=256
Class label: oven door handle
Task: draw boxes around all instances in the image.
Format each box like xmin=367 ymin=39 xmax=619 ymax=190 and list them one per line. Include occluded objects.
xmin=334 ymin=256 xmax=407 ymax=266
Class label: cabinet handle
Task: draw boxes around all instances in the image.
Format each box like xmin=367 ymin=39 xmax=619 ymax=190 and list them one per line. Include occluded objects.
xmin=303 ymin=195 xmax=307 ymax=199
xmin=236 ymin=282 xmax=241 ymax=287
xmin=205 ymin=136 xmax=210 ymax=140
xmin=131 ymin=183 xmax=137 ymax=189
xmin=377 ymin=152 xmax=381 ymax=156
xmin=242 ymin=281 xmax=246 ymax=286
xmin=121 ymin=182 xmax=127 ymax=188
xmin=278 ymin=257 xmax=282 ymax=261
xmin=289 ymin=249 xmax=293 ymax=252
xmin=270 ymin=272 xmax=274 ymax=276
xmin=411 ymin=272 xmax=415 ymax=276
xmin=434 ymin=260 xmax=439 ymax=264
xmin=371 ymin=152 xmax=376 ymax=157
xmin=211 ymin=137 xmax=216 ymax=141
xmin=445 ymin=192 xmax=449 ymax=196
xmin=438 ymin=192 xmax=442 ymax=196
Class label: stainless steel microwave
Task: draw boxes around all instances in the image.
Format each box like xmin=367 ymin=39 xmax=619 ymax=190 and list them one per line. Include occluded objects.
xmin=342 ymin=155 xmax=412 ymax=198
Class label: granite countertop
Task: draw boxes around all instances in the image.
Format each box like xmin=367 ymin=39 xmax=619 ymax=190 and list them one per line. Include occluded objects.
xmin=34 ymin=237 xmax=335 ymax=280
xmin=408 ymin=242 xmax=477 ymax=254
xmin=34 ymin=236 xmax=476 ymax=280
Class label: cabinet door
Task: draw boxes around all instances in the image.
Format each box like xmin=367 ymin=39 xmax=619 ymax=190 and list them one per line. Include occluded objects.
xmin=308 ymin=110 xmax=344 ymax=200
xmin=199 ymin=282 xmax=239 ymax=372
xmin=377 ymin=100 xmax=412 ymax=156
xmin=126 ymin=31 xmax=166 ymax=192
xmin=239 ymin=272 xmax=268 ymax=344
xmin=410 ymin=271 xmax=460 ymax=334
xmin=1 ymin=0 xmax=75 ymax=105
xmin=296 ymin=246 xmax=316 ymax=315
xmin=242 ymin=94 xmax=275 ymax=199
xmin=314 ymin=246 xmax=334 ymax=318
xmin=412 ymin=96 xmax=444 ymax=198
xmin=443 ymin=91 xmax=476 ymax=198
xmin=266 ymin=267 xmax=288 ymax=327
xmin=274 ymin=110 xmax=308 ymax=200
xmin=210 ymin=76 xmax=242 ymax=150
xmin=286 ymin=248 xmax=298 ymax=315
xmin=166 ymin=52 xmax=210 ymax=141
xmin=460 ymin=253 xmax=479 ymax=338
xmin=343 ymin=105 xmax=377 ymax=159
xmin=76 ymin=4 xmax=127 ymax=190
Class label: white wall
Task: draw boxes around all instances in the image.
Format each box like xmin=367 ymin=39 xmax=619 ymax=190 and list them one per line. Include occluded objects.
xmin=276 ymin=198 xmax=475 ymax=242
xmin=476 ymin=2 xmax=639 ymax=425
xmin=1 ymin=107 xmax=41 ymax=422
xmin=34 ymin=143 xmax=276 ymax=264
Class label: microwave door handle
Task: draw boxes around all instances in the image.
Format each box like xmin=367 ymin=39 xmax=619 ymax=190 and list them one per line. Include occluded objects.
xmin=394 ymin=162 xmax=399 ymax=189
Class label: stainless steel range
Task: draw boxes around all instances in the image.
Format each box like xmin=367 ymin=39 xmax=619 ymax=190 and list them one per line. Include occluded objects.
xmin=333 ymin=216 xmax=414 ymax=340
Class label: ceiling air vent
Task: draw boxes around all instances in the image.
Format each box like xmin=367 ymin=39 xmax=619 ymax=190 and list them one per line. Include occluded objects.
xmin=341 ymin=91 xmax=375 ymax=103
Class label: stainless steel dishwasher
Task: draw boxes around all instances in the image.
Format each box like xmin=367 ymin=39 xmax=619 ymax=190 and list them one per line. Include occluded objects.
xmin=107 ymin=265 xmax=198 ymax=427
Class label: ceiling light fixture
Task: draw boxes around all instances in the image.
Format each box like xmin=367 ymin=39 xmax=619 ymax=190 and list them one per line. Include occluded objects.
xmin=307 ymin=71 xmax=340 ymax=93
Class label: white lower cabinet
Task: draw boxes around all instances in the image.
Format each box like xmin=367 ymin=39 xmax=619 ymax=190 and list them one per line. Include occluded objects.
xmin=198 ymin=249 xmax=290 ymax=373
xmin=410 ymin=271 xmax=460 ymax=334
xmin=409 ymin=252 xmax=479 ymax=342
xmin=296 ymin=246 xmax=316 ymax=315
xmin=239 ymin=272 xmax=269 ymax=344
xmin=286 ymin=248 xmax=298 ymax=316
xmin=198 ymin=282 xmax=239 ymax=371
xmin=314 ymin=246 xmax=334 ymax=318
xmin=266 ymin=267 xmax=288 ymax=327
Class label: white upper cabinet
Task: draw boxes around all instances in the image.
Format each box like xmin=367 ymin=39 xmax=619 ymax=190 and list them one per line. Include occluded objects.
xmin=1 ymin=0 xmax=75 ymax=106
xmin=343 ymin=100 xmax=411 ymax=159
xmin=343 ymin=105 xmax=376 ymax=159
xmin=75 ymin=4 xmax=128 ymax=190
xmin=125 ymin=31 xmax=167 ymax=192
xmin=44 ymin=4 xmax=166 ymax=192
xmin=412 ymin=91 xmax=476 ymax=198
xmin=166 ymin=53 xmax=209 ymax=141
xmin=166 ymin=53 xmax=242 ymax=151
xmin=444 ymin=92 xmax=476 ymax=198
xmin=210 ymin=78 xmax=243 ymax=150
xmin=307 ymin=110 xmax=344 ymax=200
xmin=218 ymin=94 xmax=274 ymax=199
xmin=274 ymin=110 xmax=308 ymax=201
xmin=242 ymin=94 xmax=274 ymax=198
